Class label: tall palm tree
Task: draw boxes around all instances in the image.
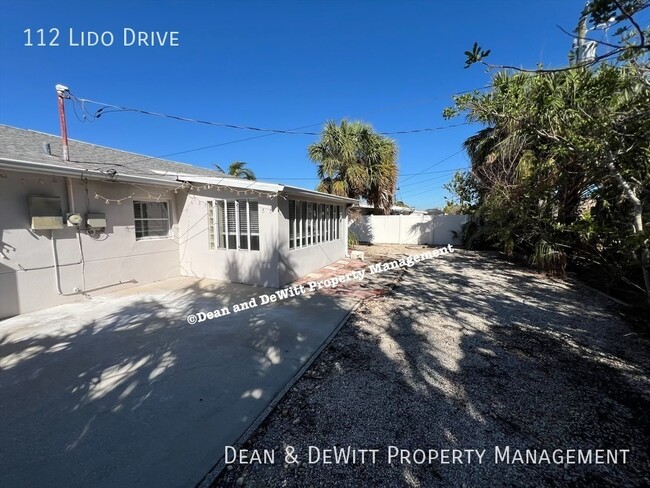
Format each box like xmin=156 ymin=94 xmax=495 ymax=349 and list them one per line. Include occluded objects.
xmin=213 ymin=161 xmax=256 ymax=180
xmin=308 ymin=120 xmax=398 ymax=214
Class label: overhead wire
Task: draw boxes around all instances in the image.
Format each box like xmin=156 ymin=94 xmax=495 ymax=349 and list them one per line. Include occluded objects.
xmin=69 ymin=92 xmax=473 ymax=136
xmin=399 ymin=174 xmax=455 ymax=196
xmin=63 ymin=86 xmax=484 ymax=184
xmin=258 ymin=167 xmax=467 ymax=181
xmin=398 ymin=149 xmax=465 ymax=185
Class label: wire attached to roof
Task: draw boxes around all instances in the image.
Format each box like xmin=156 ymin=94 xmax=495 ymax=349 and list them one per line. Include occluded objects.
xmin=67 ymin=92 xmax=472 ymax=136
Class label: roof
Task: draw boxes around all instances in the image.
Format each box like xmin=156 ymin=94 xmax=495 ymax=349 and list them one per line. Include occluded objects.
xmin=0 ymin=124 xmax=357 ymax=204
xmin=180 ymin=175 xmax=357 ymax=204
xmin=0 ymin=124 xmax=222 ymax=181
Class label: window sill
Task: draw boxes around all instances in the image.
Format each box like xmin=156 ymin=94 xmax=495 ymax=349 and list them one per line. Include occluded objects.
xmin=289 ymin=239 xmax=341 ymax=251
xmin=211 ymin=248 xmax=260 ymax=252
xmin=135 ymin=235 xmax=173 ymax=241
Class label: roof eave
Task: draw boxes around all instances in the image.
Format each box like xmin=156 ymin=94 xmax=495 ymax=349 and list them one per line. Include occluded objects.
xmin=178 ymin=175 xmax=283 ymax=193
xmin=0 ymin=157 xmax=180 ymax=187
xmin=281 ymin=185 xmax=358 ymax=204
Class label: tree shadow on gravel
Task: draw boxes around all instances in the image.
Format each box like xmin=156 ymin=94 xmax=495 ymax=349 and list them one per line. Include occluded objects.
xmin=375 ymin=251 xmax=649 ymax=486
xmin=215 ymin=249 xmax=649 ymax=488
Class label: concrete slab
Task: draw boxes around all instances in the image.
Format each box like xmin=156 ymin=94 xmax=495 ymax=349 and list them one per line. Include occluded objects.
xmin=0 ymin=276 xmax=358 ymax=488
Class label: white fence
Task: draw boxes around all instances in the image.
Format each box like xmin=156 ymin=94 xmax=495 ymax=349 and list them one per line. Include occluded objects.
xmin=349 ymin=214 xmax=470 ymax=246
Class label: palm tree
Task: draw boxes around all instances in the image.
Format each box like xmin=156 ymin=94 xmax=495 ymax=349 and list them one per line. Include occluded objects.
xmin=213 ymin=161 xmax=256 ymax=180
xmin=308 ymin=120 xmax=398 ymax=214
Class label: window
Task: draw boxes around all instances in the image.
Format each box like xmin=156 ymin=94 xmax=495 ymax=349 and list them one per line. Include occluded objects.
xmin=207 ymin=201 xmax=215 ymax=250
xmin=208 ymin=199 xmax=259 ymax=251
xmin=289 ymin=200 xmax=296 ymax=249
xmin=133 ymin=200 xmax=170 ymax=239
xmin=288 ymin=199 xmax=342 ymax=249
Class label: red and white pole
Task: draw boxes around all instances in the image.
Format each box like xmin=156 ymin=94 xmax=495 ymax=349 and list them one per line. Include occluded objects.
xmin=55 ymin=84 xmax=70 ymax=161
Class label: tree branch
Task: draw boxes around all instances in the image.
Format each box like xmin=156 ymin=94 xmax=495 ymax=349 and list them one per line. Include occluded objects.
xmin=613 ymin=0 xmax=646 ymax=47
xmin=557 ymin=24 xmax=622 ymax=50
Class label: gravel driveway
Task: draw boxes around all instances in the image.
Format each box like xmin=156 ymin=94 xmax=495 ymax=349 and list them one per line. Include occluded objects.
xmin=214 ymin=246 xmax=649 ymax=487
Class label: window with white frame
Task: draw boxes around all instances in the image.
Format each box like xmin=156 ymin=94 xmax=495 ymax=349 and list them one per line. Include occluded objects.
xmin=289 ymin=199 xmax=341 ymax=249
xmin=133 ymin=200 xmax=170 ymax=239
xmin=208 ymin=199 xmax=259 ymax=251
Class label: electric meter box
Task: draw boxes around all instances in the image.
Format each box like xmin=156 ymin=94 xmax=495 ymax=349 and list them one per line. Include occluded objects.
xmin=87 ymin=213 xmax=106 ymax=229
xmin=66 ymin=213 xmax=83 ymax=227
xmin=29 ymin=196 xmax=64 ymax=230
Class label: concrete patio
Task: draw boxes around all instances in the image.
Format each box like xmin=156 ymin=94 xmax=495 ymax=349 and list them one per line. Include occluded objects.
xmin=0 ymin=272 xmax=364 ymax=488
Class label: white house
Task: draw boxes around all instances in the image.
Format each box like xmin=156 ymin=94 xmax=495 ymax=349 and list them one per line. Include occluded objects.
xmin=0 ymin=125 xmax=356 ymax=319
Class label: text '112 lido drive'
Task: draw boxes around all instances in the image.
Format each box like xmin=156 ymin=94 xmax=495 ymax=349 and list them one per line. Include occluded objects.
xmin=23 ymin=28 xmax=180 ymax=47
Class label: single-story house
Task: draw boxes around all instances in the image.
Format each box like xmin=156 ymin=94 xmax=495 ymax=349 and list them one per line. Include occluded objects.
xmin=0 ymin=125 xmax=356 ymax=319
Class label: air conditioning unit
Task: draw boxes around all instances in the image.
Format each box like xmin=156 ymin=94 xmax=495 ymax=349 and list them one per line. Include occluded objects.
xmin=29 ymin=196 xmax=64 ymax=230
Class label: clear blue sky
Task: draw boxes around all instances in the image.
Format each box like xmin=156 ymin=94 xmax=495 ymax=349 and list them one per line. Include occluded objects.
xmin=0 ymin=0 xmax=589 ymax=209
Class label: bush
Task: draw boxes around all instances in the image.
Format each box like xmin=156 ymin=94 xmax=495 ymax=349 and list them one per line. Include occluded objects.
xmin=348 ymin=230 xmax=359 ymax=247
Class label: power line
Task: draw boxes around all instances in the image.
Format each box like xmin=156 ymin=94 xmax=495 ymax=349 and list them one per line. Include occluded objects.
xmin=398 ymin=171 xmax=460 ymax=189
xmin=398 ymin=149 xmax=465 ymax=184
xmin=68 ymin=93 xmax=475 ymax=137
xmin=69 ymin=94 xmax=322 ymax=135
xmin=64 ymin=86 xmax=483 ymax=178
xmin=400 ymin=183 xmax=448 ymax=199
xmin=258 ymin=167 xmax=466 ymax=181
xmin=399 ymin=166 xmax=465 ymax=180
xmin=399 ymin=175 xmax=454 ymax=196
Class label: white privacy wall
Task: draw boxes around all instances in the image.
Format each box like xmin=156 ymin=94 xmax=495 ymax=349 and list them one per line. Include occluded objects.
xmin=349 ymin=214 xmax=470 ymax=246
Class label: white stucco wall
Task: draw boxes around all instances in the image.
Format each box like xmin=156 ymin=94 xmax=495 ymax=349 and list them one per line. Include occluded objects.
xmin=177 ymin=191 xmax=281 ymax=287
xmin=0 ymin=169 xmax=180 ymax=319
xmin=177 ymin=192 xmax=348 ymax=289
xmin=1 ymin=168 xmax=352 ymax=319
xmin=276 ymin=197 xmax=348 ymax=286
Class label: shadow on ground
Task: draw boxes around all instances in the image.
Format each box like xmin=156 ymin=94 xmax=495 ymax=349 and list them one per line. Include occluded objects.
xmin=216 ymin=249 xmax=649 ymax=487
xmin=0 ymin=254 xmax=355 ymax=487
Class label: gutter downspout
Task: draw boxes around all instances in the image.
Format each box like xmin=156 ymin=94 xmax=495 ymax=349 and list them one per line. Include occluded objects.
xmin=66 ymin=177 xmax=75 ymax=213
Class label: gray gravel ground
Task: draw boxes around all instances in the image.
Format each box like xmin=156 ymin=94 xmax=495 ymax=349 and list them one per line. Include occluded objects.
xmin=214 ymin=246 xmax=649 ymax=487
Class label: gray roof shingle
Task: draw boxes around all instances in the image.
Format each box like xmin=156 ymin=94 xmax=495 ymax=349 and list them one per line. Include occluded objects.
xmin=0 ymin=124 xmax=226 ymax=181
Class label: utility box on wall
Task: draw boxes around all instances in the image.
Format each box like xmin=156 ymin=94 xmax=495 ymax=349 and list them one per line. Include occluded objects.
xmin=87 ymin=213 xmax=106 ymax=229
xmin=28 ymin=196 xmax=64 ymax=230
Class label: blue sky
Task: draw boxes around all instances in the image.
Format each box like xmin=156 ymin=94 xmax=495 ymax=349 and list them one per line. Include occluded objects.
xmin=1 ymin=0 xmax=591 ymax=209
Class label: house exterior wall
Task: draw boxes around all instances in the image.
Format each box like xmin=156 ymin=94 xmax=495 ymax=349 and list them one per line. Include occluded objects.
xmin=177 ymin=191 xmax=281 ymax=288
xmin=276 ymin=197 xmax=348 ymax=286
xmin=0 ymin=169 xmax=180 ymax=319
xmin=1 ymin=168 xmax=352 ymax=319
xmin=177 ymin=192 xmax=348 ymax=289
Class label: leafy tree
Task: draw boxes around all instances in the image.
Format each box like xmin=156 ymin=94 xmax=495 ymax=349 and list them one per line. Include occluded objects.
xmin=213 ymin=161 xmax=256 ymax=180
xmin=442 ymin=202 xmax=465 ymax=215
xmin=308 ymin=120 xmax=398 ymax=214
xmin=443 ymin=170 xmax=478 ymax=212
xmin=446 ymin=1 xmax=650 ymax=303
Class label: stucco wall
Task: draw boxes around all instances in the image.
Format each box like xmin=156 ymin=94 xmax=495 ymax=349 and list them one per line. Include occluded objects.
xmin=178 ymin=191 xmax=348 ymax=288
xmin=276 ymin=197 xmax=348 ymax=286
xmin=177 ymin=191 xmax=281 ymax=287
xmin=0 ymin=169 xmax=180 ymax=319
xmin=0 ymin=168 xmax=352 ymax=318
